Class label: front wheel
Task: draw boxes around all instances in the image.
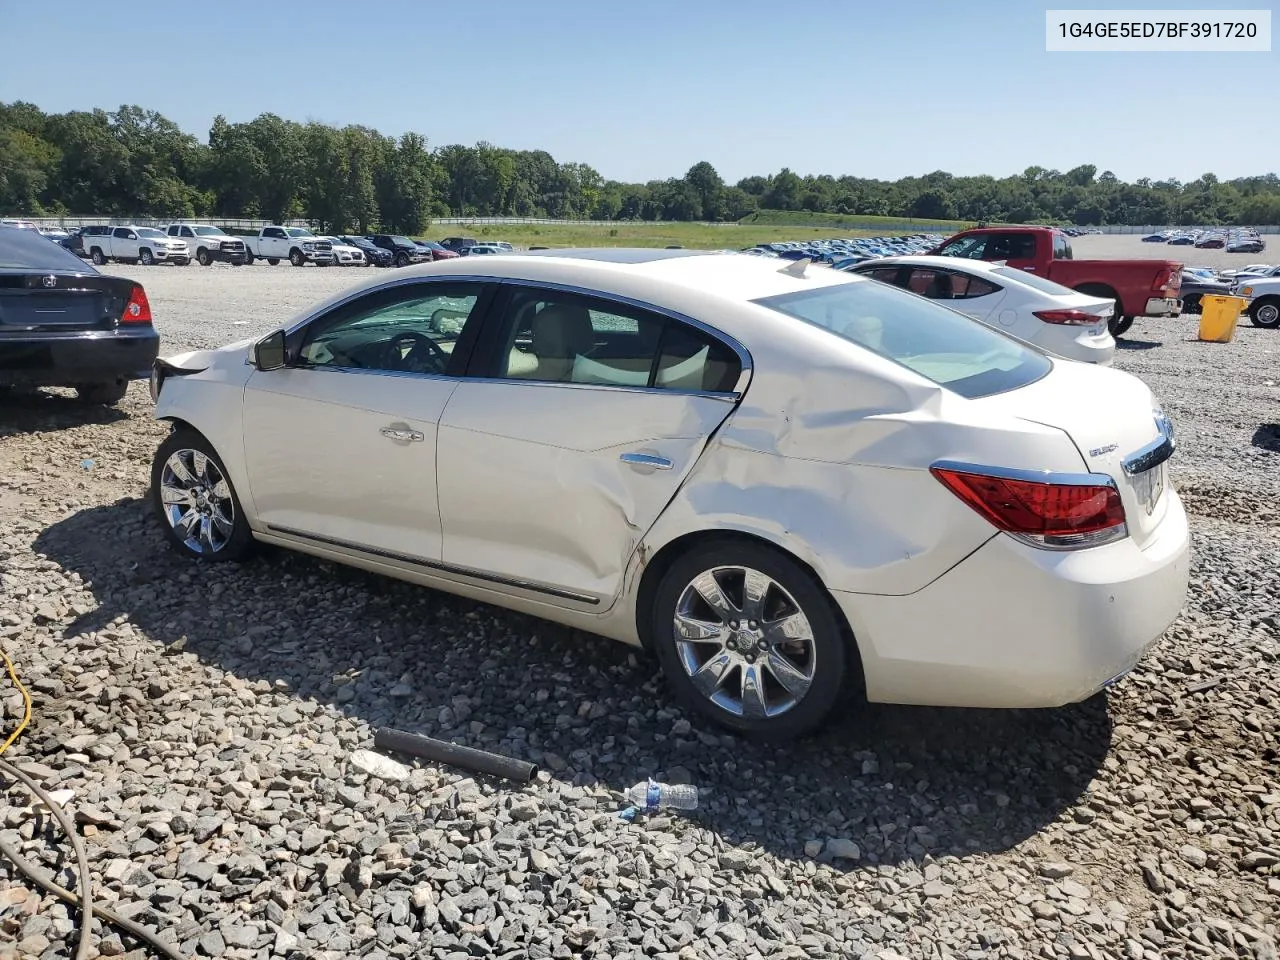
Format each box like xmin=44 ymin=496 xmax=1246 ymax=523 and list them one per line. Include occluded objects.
xmin=651 ymin=540 xmax=854 ymax=741
xmin=290 ymin=249 xmax=305 ymax=267
xmin=197 ymin=248 xmax=212 ymax=266
xmin=395 ymin=252 xmax=409 ymax=268
xmin=151 ymin=429 xmax=255 ymax=562
xmin=1250 ymin=297 xmax=1280 ymax=329
xmin=139 ymin=248 xmax=154 ymax=266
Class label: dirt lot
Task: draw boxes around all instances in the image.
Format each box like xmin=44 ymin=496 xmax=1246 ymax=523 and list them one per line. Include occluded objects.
xmin=1 ymin=250 xmax=1278 ymax=960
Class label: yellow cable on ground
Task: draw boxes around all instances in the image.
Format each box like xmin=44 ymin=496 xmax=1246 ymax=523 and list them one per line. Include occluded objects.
xmin=0 ymin=646 xmax=32 ymax=756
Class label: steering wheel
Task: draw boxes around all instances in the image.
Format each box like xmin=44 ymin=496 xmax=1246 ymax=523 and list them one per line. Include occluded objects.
xmin=386 ymin=331 xmax=447 ymax=374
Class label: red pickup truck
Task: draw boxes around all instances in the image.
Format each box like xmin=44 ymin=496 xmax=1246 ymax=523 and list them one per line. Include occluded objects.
xmin=929 ymin=226 xmax=1182 ymax=337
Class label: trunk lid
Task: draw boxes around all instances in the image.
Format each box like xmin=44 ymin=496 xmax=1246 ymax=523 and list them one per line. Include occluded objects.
xmin=971 ymin=360 xmax=1172 ymax=547
xmin=0 ymin=273 xmax=128 ymax=333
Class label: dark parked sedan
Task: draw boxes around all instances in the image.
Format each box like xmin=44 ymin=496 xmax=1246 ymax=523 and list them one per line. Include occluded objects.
xmin=0 ymin=225 xmax=158 ymax=405
xmin=338 ymin=236 xmax=394 ymax=267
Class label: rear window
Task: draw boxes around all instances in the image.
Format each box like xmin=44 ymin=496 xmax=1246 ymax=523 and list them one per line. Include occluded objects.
xmin=754 ymin=278 xmax=1051 ymax=400
xmin=0 ymin=227 xmax=95 ymax=271
xmin=989 ymin=266 xmax=1077 ymax=296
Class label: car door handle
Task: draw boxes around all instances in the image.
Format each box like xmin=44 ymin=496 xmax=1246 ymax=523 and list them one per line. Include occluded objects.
xmin=380 ymin=427 xmax=424 ymax=442
xmin=619 ymin=452 xmax=673 ymax=470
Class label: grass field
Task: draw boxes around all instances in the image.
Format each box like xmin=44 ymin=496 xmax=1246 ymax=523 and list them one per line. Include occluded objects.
xmin=414 ymin=217 xmax=965 ymax=251
xmin=740 ymin=210 xmax=977 ymax=232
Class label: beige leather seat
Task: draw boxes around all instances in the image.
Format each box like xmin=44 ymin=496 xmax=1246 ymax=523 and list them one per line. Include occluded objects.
xmin=530 ymin=303 xmax=595 ymax=381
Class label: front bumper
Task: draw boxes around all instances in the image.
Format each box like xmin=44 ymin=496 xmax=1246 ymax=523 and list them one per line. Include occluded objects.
xmin=0 ymin=329 xmax=160 ymax=387
xmin=1145 ymin=296 xmax=1182 ymax=317
xmin=834 ymin=489 xmax=1191 ymax=709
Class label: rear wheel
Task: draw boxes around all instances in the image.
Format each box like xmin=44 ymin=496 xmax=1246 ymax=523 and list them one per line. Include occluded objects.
xmin=139 ymin=248 xmax=154 ymax=266
xmin=1181 ymin=294 xmax=1202 ymax=314
xmin=76 ymin=379 xmax=128 ymax=405
xmin=651 ymin=539 xmax=854 ymax=741
xmin=151 ymin=429 xmax=255 ymax=562
xmin=90 ymin=248 xmax=105 ymax=265
xmin=1250 ymin=297 xmax=1280 ymax=329
xmin=1112 ymin=315 xmax=1134 ymax=336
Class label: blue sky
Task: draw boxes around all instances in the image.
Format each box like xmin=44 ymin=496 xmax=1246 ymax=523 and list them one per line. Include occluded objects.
xmin=2 ymin=1 xmax=1274 ymax=184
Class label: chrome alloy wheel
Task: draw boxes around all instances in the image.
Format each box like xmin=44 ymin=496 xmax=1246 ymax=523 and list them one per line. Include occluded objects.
xmin=672 ymin=565 xmax=817 ymax=719
xmin=159 ymin=449 xmax=235 ymax=554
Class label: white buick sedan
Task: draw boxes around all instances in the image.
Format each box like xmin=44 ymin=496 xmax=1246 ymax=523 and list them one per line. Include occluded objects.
xmin=149 ymin=249 xmax=1190 ymax=740
xmin=847 ymin=255 xmax=1117 ymax=365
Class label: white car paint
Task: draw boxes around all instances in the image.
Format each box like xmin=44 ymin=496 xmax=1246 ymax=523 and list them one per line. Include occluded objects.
xmin=318 ymin=237 xmax=367 ymax=266
xmin=151 ymin=250 xmax=1189 ymax=733
xmin=85 ymin=225 xmax=189 ymax=265
xmin=850 ymin=255 xmax=1116 ymax=365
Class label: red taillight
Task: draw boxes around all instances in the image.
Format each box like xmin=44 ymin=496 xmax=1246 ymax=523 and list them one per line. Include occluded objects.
xmin=1153 ymin=266 xmax=1181 ymax=296
xmin=121 ymin=284 xmax=152 ymax=324
xmin=1033 ymin=309 xmax=1105 ymax=326
xmin=931 ymin=465 xmax=1127 ymax=549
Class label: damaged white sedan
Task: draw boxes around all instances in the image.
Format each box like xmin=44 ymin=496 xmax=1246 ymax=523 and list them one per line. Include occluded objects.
xmin=148 ymin=249 xmax=1191 ymax=740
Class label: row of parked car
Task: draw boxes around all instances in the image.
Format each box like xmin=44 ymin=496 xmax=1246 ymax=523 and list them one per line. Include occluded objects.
xmin=0 ymin=219 xmax=516 ymax=269
xmin=1141 ymin=227 xmax=1266 ymax=253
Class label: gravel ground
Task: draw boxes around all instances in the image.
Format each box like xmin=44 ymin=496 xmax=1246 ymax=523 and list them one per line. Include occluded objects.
xmin=0 ymin=250 xmax=1278 ymax=960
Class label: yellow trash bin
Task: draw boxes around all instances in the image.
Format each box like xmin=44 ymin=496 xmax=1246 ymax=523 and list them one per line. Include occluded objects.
xmin=1198 ymin=295 xmax=1246 ymax=342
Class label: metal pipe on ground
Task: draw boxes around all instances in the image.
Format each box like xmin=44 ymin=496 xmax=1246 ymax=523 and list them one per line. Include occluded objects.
xmin=374 ymin=728 xmax=538 ymax=783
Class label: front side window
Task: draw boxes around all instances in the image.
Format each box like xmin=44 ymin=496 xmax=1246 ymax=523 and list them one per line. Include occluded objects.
xmin=264 ymin=228 xmax=285 ymax=239
xmin=936 ymin=235 xmax=988 ymax=259
xmin=297 ymin=283 xmax=484 ymax=376
xmin=487 ymin=288 xmax=741 ymax=392
xmin=113 ymin=228 xmax=133 ymax=239
xmin=754 ymin=277 xmax=1050 ymax=400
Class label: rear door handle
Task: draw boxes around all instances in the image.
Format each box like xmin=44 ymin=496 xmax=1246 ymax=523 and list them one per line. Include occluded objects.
xmin=380 ymin=427 xmax=424 ymax=442
xmin=619 ymin=452 xmax=673 ymax=470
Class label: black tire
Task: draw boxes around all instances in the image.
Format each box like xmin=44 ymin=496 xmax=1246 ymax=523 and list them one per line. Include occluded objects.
xmin=1181 ymin=294 xmax=1202 ymax=314
xmin=75 ymin=379 xmax=128 ymax=405
xmin=90 ymin=248 xmax=105 ymax=265
xmin=267 ymin=257 xmax=279 ymax=266
xmin=289 ymin=248 xmax=305 ymax=267
xmin=151 ymin=428 xmax=255 ymax=563
xmin=395 ymin=252 xmax=409 ymax=268
xmin=1112 ymin=315 xmax=1134 ymax=337
xmin=139 ymin=248 xmax=154 ymax=266
xmin=650 ymin=539 xmax=854 ymax=741
xmin=197 ymin=248 xmax=212 ymax=266
xmin=1250 ymin=297 xmax=1280 ymax=329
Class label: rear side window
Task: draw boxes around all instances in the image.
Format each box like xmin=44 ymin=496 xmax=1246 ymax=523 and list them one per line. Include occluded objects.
xmin=987 ymin=233 xmax=1037 ymax=260
xmin=754 ymin=278 xmax=1051 ymax=400
xmin=1053 ymin=233 xmax=1073 ymax=260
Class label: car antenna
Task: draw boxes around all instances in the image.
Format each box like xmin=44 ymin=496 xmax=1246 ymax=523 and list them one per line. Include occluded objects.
xmin=778 ymin=258 xmax=810 ymax=278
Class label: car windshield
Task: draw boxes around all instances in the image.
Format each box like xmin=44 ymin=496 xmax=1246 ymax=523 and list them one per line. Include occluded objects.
xmin=287 ymin=228 xmax=314 ymax=238
xmin=423 ymin=241 xmax=445 ymax=251
xmin=0 ymin=226 xmax=94 ymax=271
xmin=754 ymin=278 xmax=1051 ymax=400
xmin=989 ymin=266 xmax=1077 ymax=296
xmin=137 ymin=228 xmax=166 ymax=238
xmin=193 ymin=226 xmax=226 ymax=236
xmin=392 ymin=236 xmax=414 ymax=245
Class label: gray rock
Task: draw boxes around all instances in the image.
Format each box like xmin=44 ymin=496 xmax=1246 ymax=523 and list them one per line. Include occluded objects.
xmin=825 ymin=839 xmax=861 ymax=861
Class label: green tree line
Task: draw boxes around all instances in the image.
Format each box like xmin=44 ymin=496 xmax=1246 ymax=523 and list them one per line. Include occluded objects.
xmin=3 ymin=101 xmax=1279 ymax=230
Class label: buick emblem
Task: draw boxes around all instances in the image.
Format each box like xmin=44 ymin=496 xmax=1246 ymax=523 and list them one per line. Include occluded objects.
xmin=42 ymin=275 xmax=57 ymax=288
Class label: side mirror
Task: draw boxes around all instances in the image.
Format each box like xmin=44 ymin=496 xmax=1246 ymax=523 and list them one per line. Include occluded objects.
xmin=252 ymin=330 xmax=287 ymax=371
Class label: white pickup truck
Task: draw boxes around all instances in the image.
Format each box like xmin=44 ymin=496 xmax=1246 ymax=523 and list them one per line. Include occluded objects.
xmin=85 ymin=226 xmax=190 ymax=266
xmin=163 ymin=224 xmax=248 ymax=266
xmin=242 ymin=226 xmax=334 ymax=267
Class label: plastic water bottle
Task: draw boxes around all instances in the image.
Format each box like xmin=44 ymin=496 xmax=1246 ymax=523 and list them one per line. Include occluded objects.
xmin=625 ymin=779 xmax=698 ymax=812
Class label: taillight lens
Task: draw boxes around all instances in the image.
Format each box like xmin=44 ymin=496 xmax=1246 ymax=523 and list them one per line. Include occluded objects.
xmin=121 ymin=284 xmax=152 ymax=324
xmin=1153 ymin=267 xmax=1181 ymax=296
xmin=931 ymin=465 xmax=1128 ymax=550
xmin=1033 ymin=309 xmax=1106 ymax=326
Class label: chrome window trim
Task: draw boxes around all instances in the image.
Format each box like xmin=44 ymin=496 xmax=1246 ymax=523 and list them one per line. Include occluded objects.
xmin=930 ymin=459 xmax=1119 ymax=489
xmin=280 ymin=273 xmax=754 ymax=398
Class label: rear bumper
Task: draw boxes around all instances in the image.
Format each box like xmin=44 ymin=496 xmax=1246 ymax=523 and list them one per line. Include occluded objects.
xmin=0 ymin=329 xmax=160 ymax=387
xmin=834 ymin=489 xmax=1191 ymax=709
xmin=1144 ymin=296 xmax=1182 ymax=317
